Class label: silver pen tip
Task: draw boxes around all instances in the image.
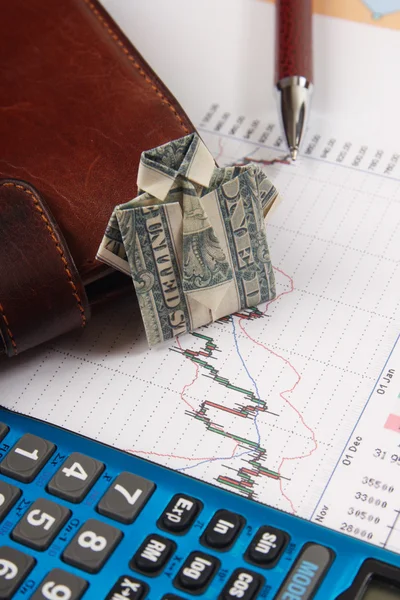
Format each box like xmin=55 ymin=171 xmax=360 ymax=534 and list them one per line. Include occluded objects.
xmin=290 ymin=147 xmax=298 ymax=161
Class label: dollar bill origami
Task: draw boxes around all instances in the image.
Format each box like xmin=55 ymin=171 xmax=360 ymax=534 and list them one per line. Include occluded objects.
xmin=97 ymin=133 xmax=281 ymax=346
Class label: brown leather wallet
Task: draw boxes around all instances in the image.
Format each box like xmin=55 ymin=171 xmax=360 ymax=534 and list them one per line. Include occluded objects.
xmin=0 ymin=0 xmax=194 ymax=357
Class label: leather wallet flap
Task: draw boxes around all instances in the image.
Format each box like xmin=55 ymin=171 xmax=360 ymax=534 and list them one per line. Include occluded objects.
xmin=0 ymin=179 xmax=90 ymax=356
xmin=0 ymin=0 xmax=194 ymax=286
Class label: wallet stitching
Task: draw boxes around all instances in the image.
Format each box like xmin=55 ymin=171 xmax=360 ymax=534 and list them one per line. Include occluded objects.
xmin=0 ymin=182 xmax=87 ymax=338
xmin=0 ymin=303 xmax=17 ymax=356
xmin=82 ymin=0 xmax=190 ymax=135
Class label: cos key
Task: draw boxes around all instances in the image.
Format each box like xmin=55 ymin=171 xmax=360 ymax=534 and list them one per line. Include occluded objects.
xmin=220 ymin=568 xmax=265 ymax=600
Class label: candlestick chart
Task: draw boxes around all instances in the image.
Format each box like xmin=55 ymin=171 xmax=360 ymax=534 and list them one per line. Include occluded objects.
xmin=2 ymin=108 xmax=400 ymax=534
xmin=174 ymin=323 xmax=283 ymax=500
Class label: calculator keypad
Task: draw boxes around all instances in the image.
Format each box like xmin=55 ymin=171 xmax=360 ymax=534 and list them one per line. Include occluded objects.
xmin=47 ymin=452 xmax=104 ymax=503
xmin=158 ymin=493 xmax=202 ymax=534
xmin=62 ymin=518 xmax=123 ymax=573
xmin=0 ymin=481 xmax=21 ymax=522
xmin=31 ymin=568 xmax=88 ymax=600
xmin=97 ymin=471 xmax=155 ymax=524
xmin=174 ymin=550 xmax=220 ymax=593
xmin=105 ymin=575 xmax=149 ymax=600
xmin=0 ymin=415 xmax=338 ymax=600
xmin=201 ymin=509 xmax=245 ymax=550
xmin=0 ymin=434 xmax=55 ymax=483
xmin=0 ymin=545 xmax=36 ymax=599
xmin=12 ymin=498 xmax=71 ymax=551
xmin=130 ymin=533 xmax=176 ymax=575
xmin=245 ymin=525 xmax=289 ymax=567
xmin=219 ymin=568 xmax=265 ymax=599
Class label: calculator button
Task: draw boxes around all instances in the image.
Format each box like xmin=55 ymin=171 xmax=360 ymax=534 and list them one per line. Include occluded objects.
xmin=219 ymin=568 xmax=265 ymax=600
xmin=62 ymin=518 xmax=122 ymax=574
xmin=97 ymin=471 xmax=155 ymax=524
xmin=201 ymin=509 xmax=245 ymax=550
xmin=47 ymin=452 xmax=104 ymax=503
xmin=0 ymin=423 xmax=9 ymax=442
xmin=162 ymin=596 xmax=186 ymax=600
xmin=158 ymin=493 xmax=202 ymax=534
xmin=12 ymin=498 xmax=71 ymax=551
xmin=31 ymin=568 xmax=88 ymax=600
xmin=274 ymin=543 xmax=334 ymax=600
xmin=0 ymin=481 xmax=21 ymax=521
xmin=0 ymin=434 xmax=55 ymax=483
xmin=130 ymin=533 xmax=176 ymax=575
xmin=245 ymin=525 xmax=289 ymax=567
xmin=105 ymin=575 xmax=149 ymax=599
xmin=0 ymin=545 xmax=35 ymax=599
xmin=174 ymin=551 xmax=220 ymax=593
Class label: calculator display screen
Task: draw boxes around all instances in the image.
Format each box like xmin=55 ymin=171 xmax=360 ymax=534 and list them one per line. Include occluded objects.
xmin=362 ymin=579 xmax=400 ymax=600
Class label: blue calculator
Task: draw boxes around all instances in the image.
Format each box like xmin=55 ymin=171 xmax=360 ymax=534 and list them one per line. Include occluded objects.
xmin=0 ymin=407 xmax=400 ymax=599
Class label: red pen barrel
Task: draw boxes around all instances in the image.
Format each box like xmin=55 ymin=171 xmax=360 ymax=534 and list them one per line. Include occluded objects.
xmin=275 ymin=0 xmax=313 ymax=83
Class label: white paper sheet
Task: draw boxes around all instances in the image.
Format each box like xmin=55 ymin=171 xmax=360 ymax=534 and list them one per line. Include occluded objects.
xmin=2 ymin=0 xmax=400 ymax=551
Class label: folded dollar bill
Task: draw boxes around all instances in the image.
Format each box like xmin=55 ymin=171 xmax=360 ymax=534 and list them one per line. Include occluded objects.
xmin=96 ymin=133 xmax=281 ymax=346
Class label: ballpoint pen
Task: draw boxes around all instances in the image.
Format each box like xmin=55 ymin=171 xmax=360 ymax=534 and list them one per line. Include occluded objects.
xmin=275 ymin=0 xmax=313 ymax=161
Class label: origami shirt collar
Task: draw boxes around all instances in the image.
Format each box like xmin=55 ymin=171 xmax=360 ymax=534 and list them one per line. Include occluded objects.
xmin=137 ymin=133 xmax=216 ymax=201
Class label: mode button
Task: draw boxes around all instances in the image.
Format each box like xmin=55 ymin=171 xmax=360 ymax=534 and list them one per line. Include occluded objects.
xmin=274 ymin=543 xmax=334 ymax=600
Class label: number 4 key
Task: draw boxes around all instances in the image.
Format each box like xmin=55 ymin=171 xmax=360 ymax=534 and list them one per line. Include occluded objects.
xmin=47 ymin=453 xmax=104 ymax=503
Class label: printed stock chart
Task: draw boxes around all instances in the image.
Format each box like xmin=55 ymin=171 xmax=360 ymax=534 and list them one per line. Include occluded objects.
xmin=2 ymin=104 xmax=400 ymax=553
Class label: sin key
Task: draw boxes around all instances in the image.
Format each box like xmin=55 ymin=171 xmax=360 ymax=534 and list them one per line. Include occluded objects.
xmin=245 ymin=525 xmax=289 ymax=567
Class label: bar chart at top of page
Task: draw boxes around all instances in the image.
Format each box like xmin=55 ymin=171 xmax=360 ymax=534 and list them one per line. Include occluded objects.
xmin=1 ymin=104 xmax=399 ymax=553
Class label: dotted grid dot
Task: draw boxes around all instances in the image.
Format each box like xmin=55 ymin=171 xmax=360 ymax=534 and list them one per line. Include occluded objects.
xmin=113 ymin=330 xmax=236 ymax=459
xmin=289 ymin=173 xmax=400 ymax=205
xmin=10 ymin=349 xmax=52 ymax=412
xmin=290 ymin=174 xmax=399 ymax=510
xmin=227 ymin=326 xmax=329 ymax=474
xmin=197 ymin=334 xmax=263 ymax=477
xmin=234 ymin=334 xmax=375 ymax=380
xmin=240 ymin=164 xmax=389 ymax=502
xmin=200 ymin=130 xmax=400 ymax=509
xmin=269 ymin=173 xmax=317 ymax=247
xmin=52 ymin=310 xmax=127 ymax=426
xmin=89 ymin=323 xmax=147 ymax=436
xmin=272 ymin=169 xmax=383 ymax=486
xmin=16 ymin=326 xmax=85 ymax=416
xmin=110 ymin=339 xmax=176 ymax=446
xmin=249 ymin=165 xmax=352 ymax=434
xmin=267 ymin=224 xmax=399 ymax=265
xmin=8 ymin=131 xmax=398 ymax=516
xmin=295 ymin=289 xmax=395 ymax=320
xmin=49 ymin=349 xmax=199 ymax=408
xmin=164 ymin=341 xmax=239 ymax=471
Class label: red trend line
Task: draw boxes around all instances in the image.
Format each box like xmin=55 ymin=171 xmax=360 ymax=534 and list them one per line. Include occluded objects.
xmin=127 ymin=340 xmax=241 ymax=463
xmin=239 ymin=266 xmax=318 ymax=513
xmin=125 ymin=440 xmax=240 ymax=463
xmin=175 ymin=341 xmax=199 ymax=412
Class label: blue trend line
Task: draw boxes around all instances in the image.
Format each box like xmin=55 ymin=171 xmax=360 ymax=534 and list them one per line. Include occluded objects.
xmin=231 ymin=317 xmax=262 ymax=446
xmin=178 ymin=317 xmax=263 ymax=472
xmin=178 ymin=448 xmax=251 ymax=472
